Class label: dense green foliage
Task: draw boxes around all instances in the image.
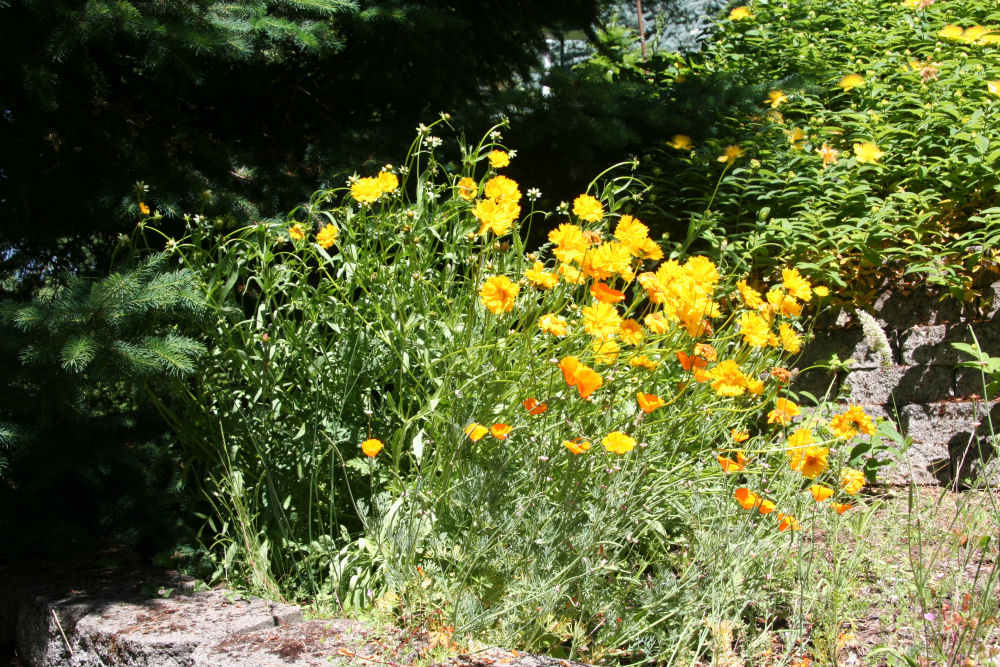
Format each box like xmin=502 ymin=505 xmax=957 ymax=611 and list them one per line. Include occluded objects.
xmin=634 ymin=0 xmax=1000 ymax=301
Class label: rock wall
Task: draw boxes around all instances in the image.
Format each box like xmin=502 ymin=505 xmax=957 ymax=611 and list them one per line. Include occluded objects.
xmin=793 ymin=279 xmax=1000 ymax=487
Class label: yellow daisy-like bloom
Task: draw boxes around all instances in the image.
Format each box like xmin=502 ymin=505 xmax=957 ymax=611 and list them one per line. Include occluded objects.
xmin=558 ymin=263 xmax=587 ymax=285
xmin=718 ymin=144 xmax=745 ymax=165
xmin=739 ymin=312 xmax=773 ymax=347
xmin=778 ymin=322 xmax=802 ymax=354
xmin=636 ymin=392 xmax=665 ymax=413
xmin=781 ymin=268 xmax=812 ymax=299
xmin=376 ymin=171 xmax=399 ymax=195
xmin=853 ymin=142 xmax=884 ymax=164
xmin=351 ymin=177 xmax=384 ymax=204
xmin=582 ymin=301 xmax=623 ymax=340
xmin=767 ymin=90 xmax=788 ymax=108
xmin=838 ymin=73 xmax=865 ymax=92
xmin=464 ymin=423 xmax=489 ymax=441
xmin=592 ymin=338 xmax=620 ymax=365
xmin=841 ymin=467 xmax=866 ymax=495
xmin=483 ymin=175 xmax=521 ymax=203
xmin=582 ymin=241 xmax=635 ymax=282
xmin=708 ymin=359 xmax=748 ymax=397
xmin=937 ymin=24 xmax=964 ymax=40
xmin=361 ymin=438 xmax=384 ymax=457
xmin=538 ymin=313 xmax=569 ymax=337
xmin=768 ymin=397 xmax=801 ymax=425
xmin=563 ymin=438 xmax=591 ymax=455
xmin=630 ymin=355 xmax=659 ymax=370
xmin=573 ymin=194 xmax=604 ymax=222
xmin=548 ymin=223 xmax=589 ymax=265
xmin=316 ymin=224 xmax=339 ymax=249
xmin=618 ymin=319 xmax=644 ymax=346
xmin=644 ymin=312 xmax=671 ymax=334
xmin=473 ymin=198 xmax=520 ymax=236
xmin=728 ymin=5 xmax=752 ymax=20
xmin=525 ymin=261 xmax=559 ymax=290
xmin=488 ymin=150 xmax=510 ymax=168
xmin=138 ymin=202 xmax=151 ymax=215
xmin=667 ymin=134 xmax=694 ymax=150
xmin=829 ymin=405 xmax=876 ymax=439
xmin=457 ymin=176 xmax=477 ymax=201
xmin=614 ymin=215 xmax=655 ymax=258
xmin=479 ymin=275 xmax=520 ymax=315
xmin=731 ymin=429 xmax=750 ymax=443
xmin=817 ymin=143 xmax=839 ymax=168
xmin=788 ymin=439 xmax=828 ymax=479
xmin=736 ymin=280 xmax=764 ymax=309
xmin=602 ymin=431 xmax=637 ymax=455
xmin=289 ymin=223 xmax=306 ymax=241
xmin=766 ymin=287 xmax=802 ymax=317
xmin=988 ymin=80 xmax=1000 ymax=98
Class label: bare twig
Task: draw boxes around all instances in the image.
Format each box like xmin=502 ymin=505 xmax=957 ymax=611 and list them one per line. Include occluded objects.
xmin=52 ymin=608 xmax=73 ymax=657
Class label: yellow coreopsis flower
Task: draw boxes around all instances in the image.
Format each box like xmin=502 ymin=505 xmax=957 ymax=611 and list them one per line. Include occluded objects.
xmin=618 ymin=319 xmax=644 ymax=346
xmin=479 ymin=275 xmax=520 ymax=315
xmin=602 ymin=431 xmax=637 ymax=454
xmin=376 ymin=171 xmax=399 ymax=195
xmin=456 ymin=176 xmax=477 ymax=201
xmin=829 ymin=405 xmax=876 ymax=439
xmin=728 ymin=5 xmax=752 ymax=20
xmin=525 ymin=261 xmax=559 ymax=290
xmin=538 ymin=313 xmax=569 ymax=337
xmin=630 ymin=355 xmax=659 ymax=370
xmin=473 ymin=198 xmax=520 ymax=236
xmin=787 ymin=433 xmax=828 ymax=478
xmin=778 ymin=322 xmax=802 ymax=353
xmin=351 ymin=177 xmax=383 ymax=204
xmin=767 ymin=397 xmax=801 ymax=425
xmin=549 ymin=223 xmax=589 ymax=265
xmin=573 ymin=194 xmax=604 ymax=222
xmin=483 ymin=175 xmax=521 ymax=202
xmin=289 ymin=223 xmax=306 ymax=241
xmin=592 ymin=338 xmax=620 ymax=365
xmin=718 ymin=145 xmax=745 ymax=165
xmin=841 ymin=468 xmax=866 ymax=495
xmin=736 ymin=280 xmax=764 ymax=309
xmin=739 ymin=312 xmax=773 ymax=347
xmin=488 ymin=150 xmax=510 ymax=168
xmin=316 ymin=224 xmax=339 ymax=249
xmin=138 ymin=202 xmax=151 ymax=215
xmin=582 ymin=301 xmax=623 ymax=340
xmin=853 ymin=142 xmax=884 ymax=164
xmin=708 ymin=359 xmax=749 ymax=397
xmin=782 ymin=267 xmax=812 ymax=301
xmin=767 ymin=90 xmax=788 ymax=108
xmin=838 ymin=73 xmax=865 ymax=92
xmin=667 ymin=134 xmax=694 ymax=150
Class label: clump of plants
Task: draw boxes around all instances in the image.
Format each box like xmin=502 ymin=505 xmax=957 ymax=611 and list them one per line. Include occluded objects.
xmin=142 ymin=119 xmax=901 ymax=662
xmin=641 ymin=0 xmax=1000 ymax=305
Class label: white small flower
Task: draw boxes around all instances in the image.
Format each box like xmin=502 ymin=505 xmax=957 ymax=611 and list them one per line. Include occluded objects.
xmin=417 ymin=123 xmax=430 ymax=135
xmin=556 ymin=201 xmax=570 ymax=214
xmin=527 ymin=187 xmax=542 ymax=201
xmin=491 ymin=130 xmax=502 ymax=140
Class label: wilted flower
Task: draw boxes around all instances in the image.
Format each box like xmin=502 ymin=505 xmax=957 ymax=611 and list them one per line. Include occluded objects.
xmin=817 ymin=143 xmax=839 ymax=168
xmin=731 ymin=429 xmax=750 ymax=443
xmin=139 ymin=202 xmax=151 ymax=215
xmin=718 ymin=451 xmax=747 ymax=473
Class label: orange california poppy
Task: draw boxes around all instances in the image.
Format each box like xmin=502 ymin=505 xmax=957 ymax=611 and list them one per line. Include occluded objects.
xmin=464 ymin=423 xmax=489 ymax=441
xmin=522 ymin=397 xmax=548 ymax=415
xmin=717 ymin=451 xmax=747 ymax=474
xmin=490 ymin=423 xmax=513 ymax=440
xmin=636 ymin=392 xmax=665 ymax=413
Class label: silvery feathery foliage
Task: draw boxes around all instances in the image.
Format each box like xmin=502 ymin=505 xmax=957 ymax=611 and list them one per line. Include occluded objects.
xmin=858 ymin=310 xmax=893 ymax=368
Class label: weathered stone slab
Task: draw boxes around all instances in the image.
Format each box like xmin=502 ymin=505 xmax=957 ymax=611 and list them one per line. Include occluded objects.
xmin=192 ymin=618 xmax=367 ymax=666
xmin=68 ymin=589 xmax=302 ymax=666
xmin=873 ymin=286 xmax=965 ymax=329
xmin=898 ymin=401 xmax=1000 ymax=446
xmin=798 ymin=327 xmax=897 ymax=370
xmin=789 ymin=367 xmax=842 ymax=403
xmin=842 ymin=366 xmax=954 ymax=405
xmin=900 ymin=323 xmax=1000 ymax=366
xmin=877 ymin=440 xmax=952 ymax=487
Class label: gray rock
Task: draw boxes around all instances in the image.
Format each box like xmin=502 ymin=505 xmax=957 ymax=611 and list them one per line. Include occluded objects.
xmin=842 ymin=366 xmax=954 ymax=405
xmin=798 ymin=327 xmax=897 ymax=370
xmin=900 ymin=322 xmax=1000 ymax=366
